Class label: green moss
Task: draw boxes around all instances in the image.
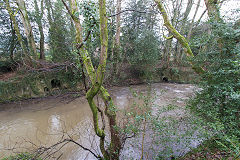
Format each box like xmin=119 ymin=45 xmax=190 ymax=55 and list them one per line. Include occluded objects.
xmin=0 ymin=68 xmax=82 ymax=102
xmin=155 ymin=0 xmax=204 ymax=74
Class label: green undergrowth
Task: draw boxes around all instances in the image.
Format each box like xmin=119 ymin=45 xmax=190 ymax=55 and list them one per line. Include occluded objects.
xmin=1 ymin=153 xmax=42 ymax=160
xmin=178 ymin=138 xmax=239 ymax=160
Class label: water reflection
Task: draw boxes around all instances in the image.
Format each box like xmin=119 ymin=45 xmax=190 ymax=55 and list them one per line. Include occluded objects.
xmin=49 ymin=114 xmax=61 ymax=132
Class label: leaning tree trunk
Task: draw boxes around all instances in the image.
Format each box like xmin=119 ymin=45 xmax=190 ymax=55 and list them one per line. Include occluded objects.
xmin=154 ymin=0 xmax=204 ymax=74
xmin=162 ymin=0 xmax=181 ymax=68
xmin=177 ymin=0 xmax=202 ymax=62
xmin=16 ymin=0 xmax=38 ymax=60
xmin=175 ymin=0 xmax=194 ymax=64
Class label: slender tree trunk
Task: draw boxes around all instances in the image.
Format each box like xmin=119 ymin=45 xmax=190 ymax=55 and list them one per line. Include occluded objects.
xmin=34 ymin=0 xmax=45 ymax=60
xmin=4 ymin=0 xmax=31 ymax=64
xmin=16 ymin=0 xmax=38 ymax=59
xmin=45 ymin=0 xmax=53 ymax=25
xmin=187 ymin=0 xmax=201 ymax=40
xmin=112 ymin=0 xmax=122 ymax=77
xmin=9 ymin=20 xmax=16 ymax=62
xmin=195 ymin=9 xmax=207 ymax=26
xmin=179 ymin=0 xmax=202 ymax=64
xmin=163 ymin=35 xmax=173 ymax=69
xmin=115 ymin=0 xmax=121 ymax=47
xmin=110 ymin=0 xmax=115 ymax=61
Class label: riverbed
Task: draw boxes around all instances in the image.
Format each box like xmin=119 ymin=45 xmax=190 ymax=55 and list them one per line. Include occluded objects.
xmin=0 ymin=83 xmax=208 ymax=159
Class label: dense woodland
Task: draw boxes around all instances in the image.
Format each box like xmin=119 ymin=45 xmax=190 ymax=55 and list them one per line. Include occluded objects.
xmin=0 ymin=0 xmax=239 ymax=159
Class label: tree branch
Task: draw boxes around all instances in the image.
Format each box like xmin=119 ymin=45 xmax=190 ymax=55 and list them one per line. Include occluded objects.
xmin=154 ymin=0 xmax=205 ymax=74
xmin=36 ymin=138 xmax=100 ymax=159
xmin=66 ymin=139 xmax=101 ymax=159
xmin=61 ymin=0 xmax=76 ymax=21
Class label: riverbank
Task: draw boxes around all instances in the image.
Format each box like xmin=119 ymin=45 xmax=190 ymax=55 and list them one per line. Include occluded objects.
xmin=0 ymin=62 xmax=198 ymax=104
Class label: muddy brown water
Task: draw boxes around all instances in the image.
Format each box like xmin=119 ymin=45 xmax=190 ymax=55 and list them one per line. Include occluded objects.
xmin=0 ymin=83 xmax=206 ymax=160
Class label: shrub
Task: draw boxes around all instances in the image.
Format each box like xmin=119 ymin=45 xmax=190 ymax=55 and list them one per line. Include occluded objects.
xmin=189 ymin=20 xmax=240 ymax=154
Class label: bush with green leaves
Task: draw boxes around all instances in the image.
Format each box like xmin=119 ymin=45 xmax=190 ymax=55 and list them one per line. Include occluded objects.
xmin=189 ymin=20 xmax=240 ymax=149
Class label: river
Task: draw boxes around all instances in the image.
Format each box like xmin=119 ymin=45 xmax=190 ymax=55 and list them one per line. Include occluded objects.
xmin=0 ymin=83 xmax=208 ymax=159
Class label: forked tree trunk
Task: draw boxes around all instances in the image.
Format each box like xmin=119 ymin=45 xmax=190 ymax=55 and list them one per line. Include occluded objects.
xmin=62 ymin=0 xmax=122 ymax=159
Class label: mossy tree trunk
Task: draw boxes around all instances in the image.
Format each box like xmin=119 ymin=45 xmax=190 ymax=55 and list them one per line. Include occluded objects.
xmin=204 ymin=0 xmax=222 ymax=22
xmin=162 ymin=0 xmax=182 ymax=69
xmin=204 ymin=0 xmax=224 ymax=51
xmin=175 ymin=0 xmax=193 ymax=64
xmin=16 ymin=0 xmax=38 ymax=60
xmin=62 ymin=0 xmax=122 ymax=159
xmin=3 ymin=0 xmax=31 ymax=64
xmin=154 ymin=0 xmax=205 ymax=74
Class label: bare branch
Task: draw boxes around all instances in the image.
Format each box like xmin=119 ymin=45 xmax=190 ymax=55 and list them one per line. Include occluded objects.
xmin=66 ymin=139 xmax=100 ymax=159
xmin=108 ymin=9 xmax=150 ymax=18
